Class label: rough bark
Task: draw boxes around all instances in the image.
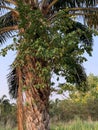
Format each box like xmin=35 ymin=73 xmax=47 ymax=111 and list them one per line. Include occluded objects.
xmin=16 ymin=67 xmax=24 ymax=130
xmin=24 ymin=87 xmax=50 ymax=130
xmin=17 ymin=57 xmax=50 ymax=130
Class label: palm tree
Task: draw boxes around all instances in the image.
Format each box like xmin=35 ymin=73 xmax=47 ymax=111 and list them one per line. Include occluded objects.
xmin=0 ymin=95 xmax=8 ymax=115
xmin=0 ymin=95 xmax=17 ymax=128
xmin=0 ymin=0 xmax=98 ymax=130
xmin=0 ymin=95 xmax=11 ymax=126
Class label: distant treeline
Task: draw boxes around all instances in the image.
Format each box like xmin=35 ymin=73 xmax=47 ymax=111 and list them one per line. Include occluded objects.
xmin=49 ymin=98 xmax=98 ymax=122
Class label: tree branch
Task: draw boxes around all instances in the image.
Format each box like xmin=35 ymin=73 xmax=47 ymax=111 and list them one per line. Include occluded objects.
xmin=0 ymin=26 xmax=18 ymax=34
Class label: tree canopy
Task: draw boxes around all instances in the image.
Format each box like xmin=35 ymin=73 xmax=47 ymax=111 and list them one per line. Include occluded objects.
xmin=0 ymin=0 xmax=97 ymax=98
xmin=0 ymin=1 xmax=98 ymax=129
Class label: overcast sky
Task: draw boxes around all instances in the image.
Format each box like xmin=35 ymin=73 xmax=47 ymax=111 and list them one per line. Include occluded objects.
xmin=0 ymin=36 xmax=98 ymax=100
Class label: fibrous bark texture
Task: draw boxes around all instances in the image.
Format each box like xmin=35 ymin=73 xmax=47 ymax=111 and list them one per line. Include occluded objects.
xmin=17 ymin=57 xmax=50 ymax=130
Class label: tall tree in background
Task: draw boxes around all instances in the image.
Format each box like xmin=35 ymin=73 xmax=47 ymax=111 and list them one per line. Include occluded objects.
xmin=0 ymin=95 xmax=17 ymax=128
xmin=0 ymin=0 xmax=98 ymax=130
xmin=69 ymin=74 xmax=98 ymax=103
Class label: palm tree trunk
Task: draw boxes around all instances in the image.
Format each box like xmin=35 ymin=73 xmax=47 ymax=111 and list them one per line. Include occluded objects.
xmin=17 ymin=67 xmax=24 ymax=130
xmin=18 ymin=57 xmax=50 ymax=130
xmin=24 ymin=87 xmax=50 ymax=130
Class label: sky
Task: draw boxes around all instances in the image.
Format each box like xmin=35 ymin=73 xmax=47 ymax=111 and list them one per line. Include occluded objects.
xmin=83 ymin=36 xmax=98 ymax=76
xmin=0 ymin=36 xmax=98 ymax=100
xmin=0 ymin=39 xmax=16 ymax=100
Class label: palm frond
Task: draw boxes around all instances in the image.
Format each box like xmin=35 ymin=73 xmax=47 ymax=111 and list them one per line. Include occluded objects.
xmin=0 ymin=0 xmax=17 ymax=15
xmin=48 ymin=0 xmax=97 ymax=9
xmin=61 ymin=19 xmax=93 ymax=54
xmin=7 ymin=67 xmax=18 ymax=99
xmin=68 ymin=7 xmax=98 ymax=28
xmin=70 ymin=21 xmax=93 ymax=47
xmin=0 ymin=11 xmax=18 ymax=28
xmin=5 ymin=0 xmax=17 ymax=5
xmin=0 ymin=0 xmax=16 ymax=6
xmin=0 ymin=95 xmax=7 ymax=102
xmin=64 ymin=22 xmax=93 ymax=88
xmin=47 ymin=0 xmax=98 ymax=28
xmin=0 ymin=0 xmax=10 ymax=6
xmin=0 ymin=31 xmax=13 ymax=44
xmin=0 ymin=11 xmax=18 ymax=44
xmin=0 ymin=26 xmax=18 ymax=34
xmin=65 ymin=60 xmax=88 ymax=91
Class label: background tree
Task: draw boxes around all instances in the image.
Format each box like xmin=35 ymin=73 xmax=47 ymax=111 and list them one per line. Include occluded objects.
xmin=69 ymin=74 xmax=98 ymax=103
xmin=0 ymin=95 xmax=17 ymax=129
xmin=0 ymin=0 xmax=98 ymax=130
xmin=49 ymin=74 xmax=98 ymax=122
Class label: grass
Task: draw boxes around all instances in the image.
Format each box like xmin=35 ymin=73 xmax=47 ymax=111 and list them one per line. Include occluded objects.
xmin=1 ymin=118 xmax=98 ymax=130
xmin=0 ymin=127 xmax=17 ymax=130
xmin=50 ymin=118 xmax=98 ymax=130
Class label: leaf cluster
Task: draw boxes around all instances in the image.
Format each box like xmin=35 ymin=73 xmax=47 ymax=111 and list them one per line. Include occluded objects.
xmin=14 ymin=3 xmax=94 ymax=90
